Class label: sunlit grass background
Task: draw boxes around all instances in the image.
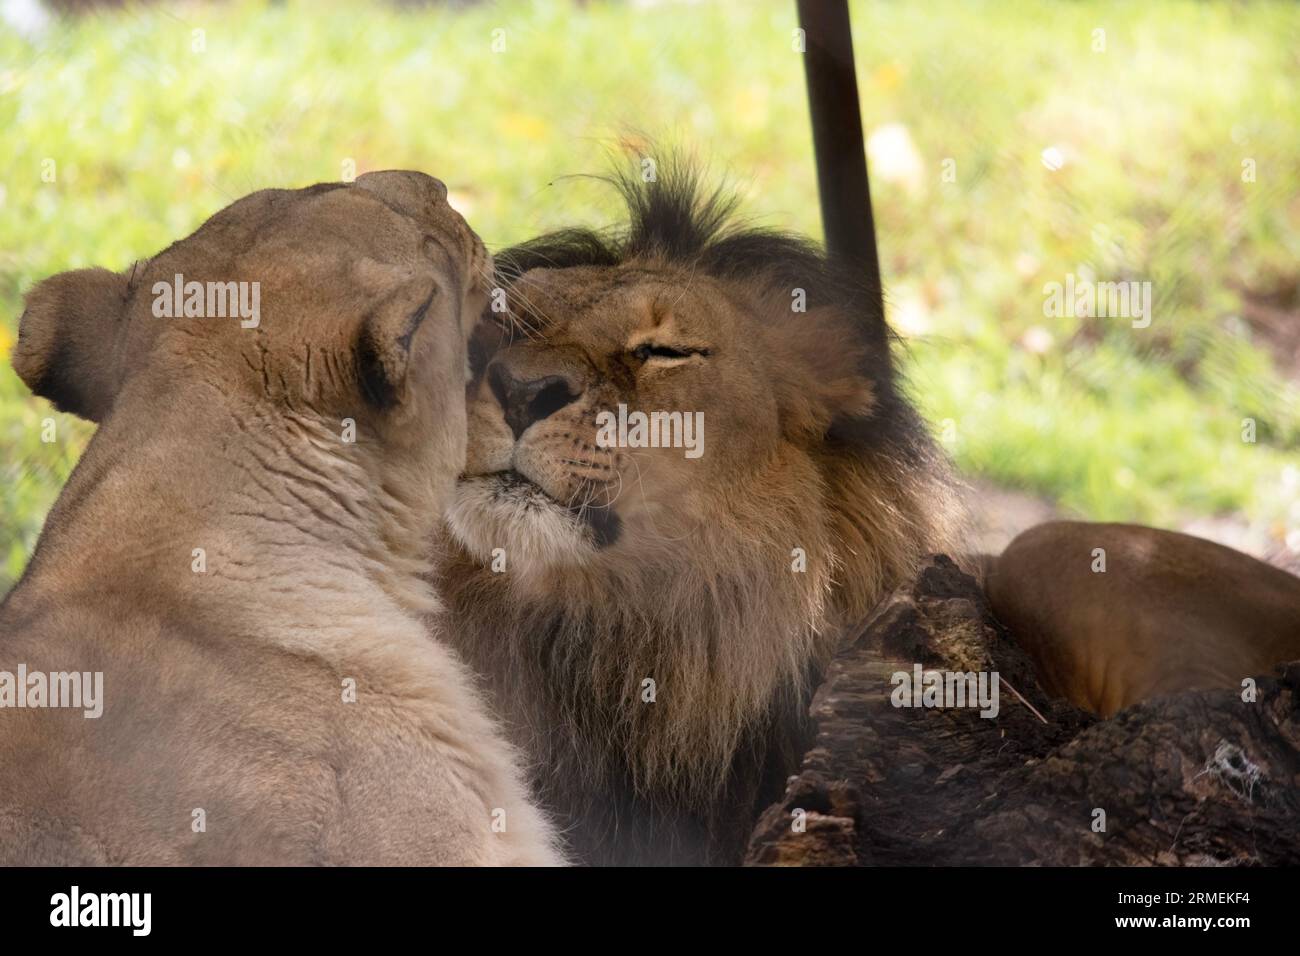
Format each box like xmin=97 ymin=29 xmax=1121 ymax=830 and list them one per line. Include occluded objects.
xmin=2 ymin=0 xmax=1298 ymax=589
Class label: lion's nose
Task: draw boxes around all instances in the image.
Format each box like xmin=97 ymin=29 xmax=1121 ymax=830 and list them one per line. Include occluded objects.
xmin=488 ymin=362 xmax=583 ymax=441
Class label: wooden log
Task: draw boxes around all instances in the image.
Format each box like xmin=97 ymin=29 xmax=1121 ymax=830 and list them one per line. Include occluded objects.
xmin=746 ymin=556 xmax=1300 ymax=866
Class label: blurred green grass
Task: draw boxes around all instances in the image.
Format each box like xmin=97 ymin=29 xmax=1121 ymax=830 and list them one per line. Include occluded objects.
xmin=2 ymin=0 xmax=1298 ymax=589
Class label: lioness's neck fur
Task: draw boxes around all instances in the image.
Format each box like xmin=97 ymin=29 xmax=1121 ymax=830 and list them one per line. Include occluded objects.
xmin=15 ymin=387 xmax=429 ymax=635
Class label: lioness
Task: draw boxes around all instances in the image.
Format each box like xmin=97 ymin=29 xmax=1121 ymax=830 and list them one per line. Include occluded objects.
xmin=435 ymin=166 xmax=964 ymax=865
xmin=1 ymin=172 xmax=560 ymax=865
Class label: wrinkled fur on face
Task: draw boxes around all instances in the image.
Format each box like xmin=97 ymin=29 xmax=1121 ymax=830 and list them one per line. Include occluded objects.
xmin=13 ymin=176 xmax=492 ymax=611
xmin=3 ymin=173 xmax=561 ymax=866
xmin=437 ymin=161 xmax=964 ymax=856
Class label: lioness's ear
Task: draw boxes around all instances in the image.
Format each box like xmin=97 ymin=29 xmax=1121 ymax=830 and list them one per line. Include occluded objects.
xmin=13 ymin=267 xmax=131 ymax=423
xmin=352 ymin=169 xmax=448 ymax=218
xmin=352 ymin=259 xmax=439 ymax=410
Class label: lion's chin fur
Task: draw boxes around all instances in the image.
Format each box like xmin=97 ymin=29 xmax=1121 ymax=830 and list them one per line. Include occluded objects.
xmin=446 ymin=475 xmax=597 ymax=578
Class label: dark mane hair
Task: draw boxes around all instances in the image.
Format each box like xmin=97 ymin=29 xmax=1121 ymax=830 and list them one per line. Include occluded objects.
xmin=493 ymin=157 xmax=888 ymax=365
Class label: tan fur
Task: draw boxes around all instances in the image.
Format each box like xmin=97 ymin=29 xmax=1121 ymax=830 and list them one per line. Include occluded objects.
xmin=987 ymin=521 xmax=1300 ymax=717
xmin=1 ymin=172 xmax=561 ymax=865
xmin=437 ymin=252 xmax=963 ymax=864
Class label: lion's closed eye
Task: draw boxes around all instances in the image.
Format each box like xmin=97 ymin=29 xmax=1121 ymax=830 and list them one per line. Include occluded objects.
xmin=630 ymin=342 xmax=710 ymax=367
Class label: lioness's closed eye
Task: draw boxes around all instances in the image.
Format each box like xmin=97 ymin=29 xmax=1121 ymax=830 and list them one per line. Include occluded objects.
xmin=0 ymin=171 xmax=561 ymax=866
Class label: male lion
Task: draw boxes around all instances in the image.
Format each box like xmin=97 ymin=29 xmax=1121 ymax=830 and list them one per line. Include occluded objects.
xmin=435 ymin=166 xmax=965 ymax=865
xmin=0 ymin=172 xmax=560 ymax=865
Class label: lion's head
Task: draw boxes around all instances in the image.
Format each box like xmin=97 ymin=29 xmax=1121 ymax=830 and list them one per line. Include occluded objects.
xmin=15 ymin=171 xmax=490 ymax=599
xmin=437 ymin=164 xmax=963 ymax=861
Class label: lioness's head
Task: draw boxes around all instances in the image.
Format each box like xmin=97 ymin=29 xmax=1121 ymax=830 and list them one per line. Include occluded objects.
xmin=440 ymin=165 xmax=962 ymax=802
xmin=16 ymin=171 xmax=489 ymax=586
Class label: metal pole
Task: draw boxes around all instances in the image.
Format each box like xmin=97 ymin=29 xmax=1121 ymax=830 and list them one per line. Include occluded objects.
xmin=796 ymin=0 xmax=885 ymax=347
